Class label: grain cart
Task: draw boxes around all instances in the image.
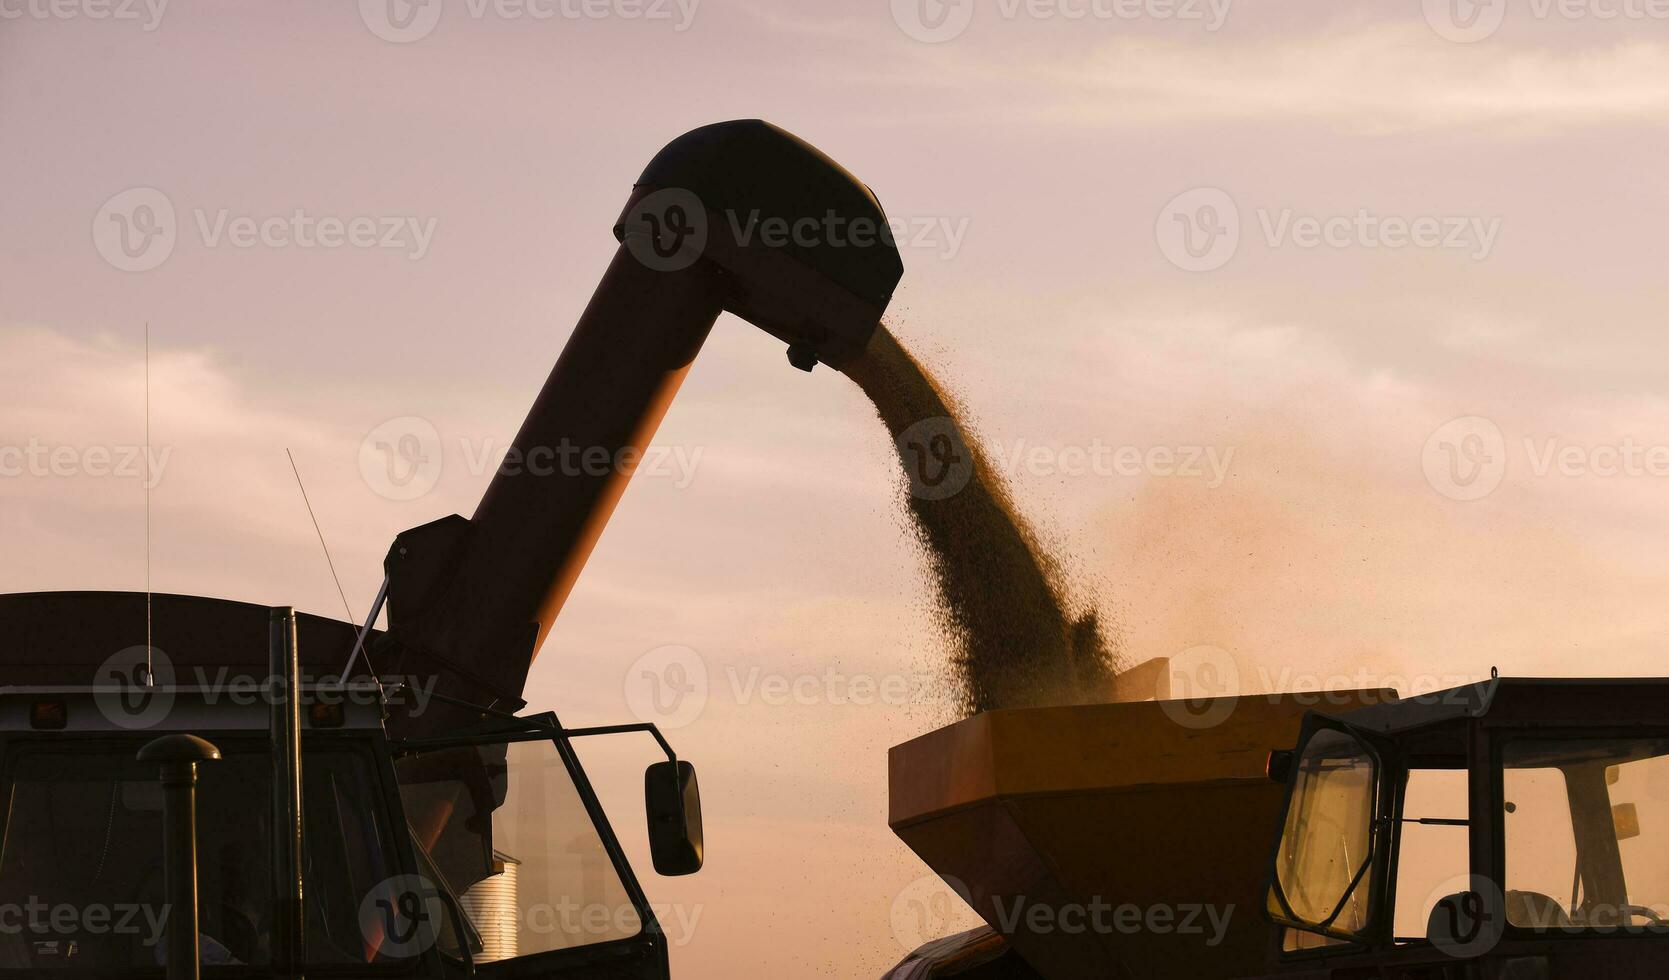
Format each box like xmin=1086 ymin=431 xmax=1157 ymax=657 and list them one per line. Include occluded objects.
xmin=887 ymin=677 xmax=1669 ymax=979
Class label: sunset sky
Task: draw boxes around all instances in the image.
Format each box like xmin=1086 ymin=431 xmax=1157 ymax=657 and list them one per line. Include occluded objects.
xmin=6 ymin=0 xmax=1669 ymax=974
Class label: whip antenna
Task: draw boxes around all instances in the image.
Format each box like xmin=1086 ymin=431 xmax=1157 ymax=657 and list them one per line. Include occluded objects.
xmin=144 ymin=323 xmax=153 ymax=684
xmin=287 ymin=449 xmax=357 ymax=629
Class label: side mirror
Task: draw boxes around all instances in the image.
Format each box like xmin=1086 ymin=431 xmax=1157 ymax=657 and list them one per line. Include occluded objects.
xmin=645 ymin=761 xmax=704 ymax=876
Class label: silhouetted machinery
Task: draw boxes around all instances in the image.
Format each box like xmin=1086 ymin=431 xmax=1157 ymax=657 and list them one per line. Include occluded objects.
xmin=0 ymin=120 xmax=903 ymax=978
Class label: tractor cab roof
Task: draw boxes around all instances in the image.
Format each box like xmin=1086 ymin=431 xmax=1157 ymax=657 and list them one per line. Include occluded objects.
xmin=1321 ymin=676 xmax=1669 ymax=737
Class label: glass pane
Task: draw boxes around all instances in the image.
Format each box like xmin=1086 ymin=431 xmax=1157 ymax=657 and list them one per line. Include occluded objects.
xmin=1394 ymin=768 xmax=1469 ymax=940
xmin=0 ymin=740 xmax=404 ymax=971
xmin=0 ymin=744 xmax=273 ymax=970
xmin=1273 ymin=728 xmax=1379 ymax=936
xmin=300 ymin=748 xmax=405 ymax=963
xmin=397 ymin=739 xmax=639 ymax=964
xmin=1501 ymin=764 xmax=1577 ymax=928
xmin=1504 ymin=738 xmax=1669 ymax=931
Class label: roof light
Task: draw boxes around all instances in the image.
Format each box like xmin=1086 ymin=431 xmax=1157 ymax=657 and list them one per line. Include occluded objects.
xmin=30 ymin=700 xmax=68 ymax=730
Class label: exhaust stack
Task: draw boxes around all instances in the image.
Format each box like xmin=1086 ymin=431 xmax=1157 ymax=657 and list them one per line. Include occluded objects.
xmin=382 ymin=121 xmax=903 ymax=709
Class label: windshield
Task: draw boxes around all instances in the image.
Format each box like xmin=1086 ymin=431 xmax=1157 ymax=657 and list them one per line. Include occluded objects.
xmin=1503 ymin=737 xmax=1669 ymax=933
xmin=1270 ymin=727 xmax=1381 ymax=938
xmin=0 ymin=738 xmax=406 ymax=972
xmin=395 ymin=737 xmax=640 ymax=963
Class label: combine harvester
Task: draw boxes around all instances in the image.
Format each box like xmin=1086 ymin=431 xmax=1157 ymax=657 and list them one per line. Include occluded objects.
xmin=0 ymin=120 xmax=904 ymax=978
xmin=886 ymin=675 xmax=1669 ymax=979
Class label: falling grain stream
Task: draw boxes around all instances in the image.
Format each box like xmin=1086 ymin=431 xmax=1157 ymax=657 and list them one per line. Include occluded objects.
xmin=839 ymin=324 xmax=1118 ymax=715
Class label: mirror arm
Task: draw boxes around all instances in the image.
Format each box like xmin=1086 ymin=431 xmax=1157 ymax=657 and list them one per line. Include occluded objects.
xmin=561 ymin=722 xmax=677 ymax=764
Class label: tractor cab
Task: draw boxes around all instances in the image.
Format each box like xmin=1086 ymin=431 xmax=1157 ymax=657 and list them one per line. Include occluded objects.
xmin=0 ymin=603 xmax=703 ymax=980
xmin=1259 ymin=677 xmax=1669 ymax=979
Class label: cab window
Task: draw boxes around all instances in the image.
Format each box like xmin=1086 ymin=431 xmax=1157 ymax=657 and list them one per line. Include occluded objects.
xmin=396 ymin=737 xmax=640 ymax=964
xmin=1503 ymin=738 xmax=1669 ymax=932
xmin=1270 ymin=728 xmax=1381 ymax=938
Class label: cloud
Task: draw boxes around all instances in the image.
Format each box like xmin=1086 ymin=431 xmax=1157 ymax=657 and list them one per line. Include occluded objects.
xmin=0 ymin=323 xmax=397 ymax=614
xmin=871 ymin=26 xmax=1669 ymax=135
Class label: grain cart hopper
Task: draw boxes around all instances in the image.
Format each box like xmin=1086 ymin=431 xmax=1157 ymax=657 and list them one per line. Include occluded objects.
xmin=885 ymin=677 xmax=1669 ymax=979
xmin=0 ymin=119 xmax=903 ymax=979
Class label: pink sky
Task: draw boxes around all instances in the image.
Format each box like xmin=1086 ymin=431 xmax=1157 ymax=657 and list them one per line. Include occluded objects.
xmin=7 ymin=0 xmax=1669 ymax=974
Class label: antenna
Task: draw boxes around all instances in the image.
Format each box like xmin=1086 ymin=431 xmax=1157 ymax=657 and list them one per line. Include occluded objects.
xmin=286 ymin=449 xmax=357 ymax=628
xmin=144 ymin=323 xmax=153 ymax=685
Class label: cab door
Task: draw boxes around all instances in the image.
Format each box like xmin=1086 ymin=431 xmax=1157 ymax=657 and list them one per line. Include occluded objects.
xmin=389 ymin=725 xmax=670 ymax=979
xmin=1265 ymin=717 xmax=1397 ymax=948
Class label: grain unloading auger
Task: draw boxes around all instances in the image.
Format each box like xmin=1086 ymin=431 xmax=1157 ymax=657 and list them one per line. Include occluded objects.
xmin=0 ymin=120 xmax=903 ymax=980
xmin=381 ymin=119 xmax=902 ymax=723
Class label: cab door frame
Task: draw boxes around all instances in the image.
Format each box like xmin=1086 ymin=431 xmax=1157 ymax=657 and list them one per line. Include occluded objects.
xmin=391 ymin=712 xmax=673 ymax=980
